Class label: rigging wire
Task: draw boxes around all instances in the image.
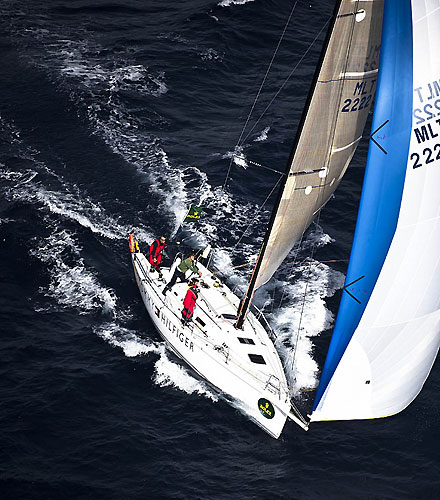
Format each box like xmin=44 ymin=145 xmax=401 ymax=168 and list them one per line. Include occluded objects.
xmin=222 ymin=0 xmax=299 ymax=190
xmin=288 ymin=258 xmax=349 ymax=265
xmin=252 ymin=5 xmax=337 ymax=385
xmin=267 ymin=10 xmax=336 ymax=320
xmin=224 ymin=7 xmax=334 ymax=274
xmin=232 ymin=257 xmax=349 ymax=269
xmin=287 ymin=2 xmax=360 ymax=384
xmin=240 ymin=15 xmax=332 ymax=146
xmin=290 ymin=400 xmax=309 ymax=427
xmin=287 ymin=215 xmax=321 ymax=379
xmin=234 ymin=174 xmax=284 ymax=247
xmin=247 ymin=159 xmax=285 ymax=176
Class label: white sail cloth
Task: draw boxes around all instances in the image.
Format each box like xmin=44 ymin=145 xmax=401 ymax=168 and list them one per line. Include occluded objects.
xmin=312 ymin=0 xmax=440 ymax=422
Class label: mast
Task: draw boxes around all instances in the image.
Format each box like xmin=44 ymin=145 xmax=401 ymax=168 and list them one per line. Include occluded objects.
xmin=235 ymin=1 xmax=342 ymax=329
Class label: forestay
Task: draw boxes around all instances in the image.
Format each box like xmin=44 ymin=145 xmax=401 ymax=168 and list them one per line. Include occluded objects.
xmin=253 ymin=0 xmax=384 ymax=291
xmin=312 ymin=0 xmax=440 ymax=422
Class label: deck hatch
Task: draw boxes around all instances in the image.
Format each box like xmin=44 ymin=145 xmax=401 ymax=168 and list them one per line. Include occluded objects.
xmin=238 ymin=337 xmax=255 ymax=345
xmin=248 ymin=354 xmax=266 ymax=365
xmin=195 ymin=317 xmax=206 ymax=327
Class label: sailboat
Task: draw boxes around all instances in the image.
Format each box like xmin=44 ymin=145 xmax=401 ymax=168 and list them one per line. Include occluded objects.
xmin=129 ymin=0 xmax=440 ymax=437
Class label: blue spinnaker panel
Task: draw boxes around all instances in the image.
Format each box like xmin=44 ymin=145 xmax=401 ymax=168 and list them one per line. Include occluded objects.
xmin=313 ymin=0 xmax=413 ymax=411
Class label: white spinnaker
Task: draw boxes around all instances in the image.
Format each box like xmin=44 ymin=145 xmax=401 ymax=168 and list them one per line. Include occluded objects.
xmin=312 ymin=1 xmax=440 ymax=422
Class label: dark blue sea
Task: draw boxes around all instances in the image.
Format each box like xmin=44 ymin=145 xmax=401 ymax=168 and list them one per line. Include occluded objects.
xmin=1 ymin=0 xmax=439 ymax=499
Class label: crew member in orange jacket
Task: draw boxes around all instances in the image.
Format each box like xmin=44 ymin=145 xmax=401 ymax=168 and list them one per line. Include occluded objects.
xmin=182 ymin=279 xmax=199 ymax=326
xmin=149 ymin=235 xmax=166 ymax=275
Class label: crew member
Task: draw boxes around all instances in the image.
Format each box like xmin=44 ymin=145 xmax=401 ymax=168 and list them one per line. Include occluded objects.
xmin=182 ymin=279 xmax=199 ymax=326
xmin=149 ymin=236 xmax=166 ymax=275
xmin=162 ymin=251 xmax=202 ymax=295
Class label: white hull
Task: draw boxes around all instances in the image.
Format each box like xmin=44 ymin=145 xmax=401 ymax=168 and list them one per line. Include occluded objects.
xmin=131 ymin=249 xmax=291 ymax=438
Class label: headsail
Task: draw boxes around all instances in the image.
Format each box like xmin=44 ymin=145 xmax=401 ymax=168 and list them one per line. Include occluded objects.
xmin=236 ymin=0 xmax=384 ymax=327
xmin=312 ymin=0 xmax=440 ymax=422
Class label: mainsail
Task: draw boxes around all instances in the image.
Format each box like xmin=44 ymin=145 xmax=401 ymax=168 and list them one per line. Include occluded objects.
xmin=237 ymin=0 xmax=384 ymax=326
xmin=312 ymin=0 xmax=440 ymax=421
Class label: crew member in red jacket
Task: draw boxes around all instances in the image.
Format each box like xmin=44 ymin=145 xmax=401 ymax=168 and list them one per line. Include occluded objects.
xmin=182 ymin=279 xmax=199 ymax=326
xmin=149 ymin=235 xmax=166 ymax=275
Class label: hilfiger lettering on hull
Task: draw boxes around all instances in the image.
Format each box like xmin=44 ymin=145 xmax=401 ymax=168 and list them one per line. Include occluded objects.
xmin=129 ymin=236 xmax=291 ymax=438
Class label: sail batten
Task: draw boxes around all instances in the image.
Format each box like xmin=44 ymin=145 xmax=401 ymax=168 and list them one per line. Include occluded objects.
xmin=341 ymin=69 xmax=378 ymax=78
xmin=332 ymin=137 xmax=362 ymax=153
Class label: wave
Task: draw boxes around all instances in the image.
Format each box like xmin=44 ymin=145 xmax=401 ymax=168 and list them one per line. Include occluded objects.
xmin=153 ymin=344 xmax=219 ymax=401
xmin=0 ymin=119 xmax=220 ymax=404
xmin=249 ymin=225 xmax=344 ymax=394
xmin=0 ymin=217 xmax=14 ymax=226
xmin=52 ymin=38 xmax=168 ymax=97
xmin=218 ymin=0 xmax=255 ymax=7
xmin=96 ymin=322 xmax=159 ymax=357
xmin=7 ymin=25 xmax=261 ymax=243
xmin=48 ymin=40 xmax=190 ymax=229
xmin=0 ymin=164 xmax=153 ymax=243
xmin=10 ymin=32 xmax=176 ymax=225
xmin=159 ymin=33 xmax=224 ymax=63
xmin=222 ymin=146 xmax=248 ymax=170
xmin=30 ymin=227 xmax=117 ymax=315
xmin=272 ymin=259 xmax=345 ymax=394
xmin=95 ymin=321 xmax=218 ymax=401
xmin=254 ymin=126 xmax=270 ymax=142
xmin=0 ymin=167 xmax=38 ymax=185
xmin=200 ymin=47 xmax=223 ymax=62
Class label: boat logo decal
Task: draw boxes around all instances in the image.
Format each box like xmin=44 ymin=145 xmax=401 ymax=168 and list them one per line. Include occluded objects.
xmin=258 ymin=398 xmax=275 ymax=419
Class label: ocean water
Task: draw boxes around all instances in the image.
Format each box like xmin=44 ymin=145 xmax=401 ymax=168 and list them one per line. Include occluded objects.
xmin=1 ymin=1 xmax=439 ymax=499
